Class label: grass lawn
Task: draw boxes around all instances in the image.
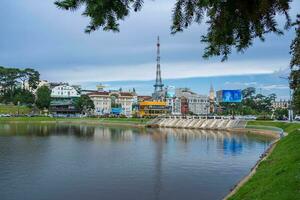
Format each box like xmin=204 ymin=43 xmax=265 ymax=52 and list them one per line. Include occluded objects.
xmin=0 ymin=105 xmax=32 ymax=114
xmin=0 ymin=116 xmax=150 ymax=124
xmin=229 ymin=121 xmax=300 ymax=200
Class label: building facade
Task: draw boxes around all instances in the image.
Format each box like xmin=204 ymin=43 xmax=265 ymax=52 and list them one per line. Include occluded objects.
xmin=209 ymin=84 xmax=215 ymax=113
xmin=180 ymin=97 xmax=189 ymax=115
xmin=88 ymin=91 xmax=135 ymax=117
xmin=137 ymin=101 xmax=169 ymax=118
xmin=272 ymin=100 xmax=290 ymax=110
xmin=166 ymin=97 xmax=181 ymax=115
xmin=175 ymin=88 xmax=210 ymax=115
xmin=51 ymin=85 xmax=80 ymax=98
xmin=50 ymin=85 xmax=80 ymax=115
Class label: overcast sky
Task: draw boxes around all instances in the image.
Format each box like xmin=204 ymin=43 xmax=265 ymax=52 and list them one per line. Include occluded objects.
xmin=0 ymin=0 xmax=299 ymax=84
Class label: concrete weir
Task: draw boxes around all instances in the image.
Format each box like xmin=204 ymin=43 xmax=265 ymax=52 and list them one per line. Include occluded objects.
xmin=147 ymin=116 xmax=247 ymax=130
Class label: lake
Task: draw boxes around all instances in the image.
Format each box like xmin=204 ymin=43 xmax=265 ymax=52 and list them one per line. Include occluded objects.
xmin=0 ymin=123 xmax=274 ymax=200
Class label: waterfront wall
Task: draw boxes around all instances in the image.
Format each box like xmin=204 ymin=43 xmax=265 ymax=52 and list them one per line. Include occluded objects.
xmin=147 ymin=116 xmax=247 ymax=130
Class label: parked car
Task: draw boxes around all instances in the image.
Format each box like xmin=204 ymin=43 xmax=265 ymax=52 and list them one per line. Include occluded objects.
xmin=295 ymin=115 xmax=300 ymax=121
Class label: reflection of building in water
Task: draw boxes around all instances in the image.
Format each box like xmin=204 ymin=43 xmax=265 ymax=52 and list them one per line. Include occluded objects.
xmin=158 ymin=128 xmax=235 ymax=143
xmin=222 ymin=138 xmax=243 ymax=155
xmin=93 ymin=127 xmax=133 ymax=142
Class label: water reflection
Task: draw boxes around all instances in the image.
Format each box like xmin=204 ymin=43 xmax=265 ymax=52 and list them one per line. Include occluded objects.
xmin=222 ymin=138 xmax=243 ymax=155
xmin=0 ymin=123 xmax=274 ymax=200
xmin=0 ymin=123 xmax=271 ymax=146
xmin=0 ymin=123 xmax=272 ymax=154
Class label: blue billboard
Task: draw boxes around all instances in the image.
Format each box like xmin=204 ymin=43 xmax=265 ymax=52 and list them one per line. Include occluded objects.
xmin=222 ymin=90 xmax=242 ymax=103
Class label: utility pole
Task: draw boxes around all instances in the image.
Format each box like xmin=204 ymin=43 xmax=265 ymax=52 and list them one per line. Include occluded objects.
xmin=280 ymin=76 xmax=293 ymax=122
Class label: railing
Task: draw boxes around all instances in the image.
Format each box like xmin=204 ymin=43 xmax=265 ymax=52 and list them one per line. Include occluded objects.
xmin=156 ymin=115 xmax=233 ymax=120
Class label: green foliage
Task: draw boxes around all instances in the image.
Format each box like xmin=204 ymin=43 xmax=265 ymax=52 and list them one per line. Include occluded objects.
xmin=0 ymin=66 xmax=40 ymax=104
xmin=55 ymin=0 xmax=144 ymax=33
xmin=220 ymin=87 xmax=276 ymax=115
xmin=75 ymin=95 xmax=95 ymax=114
xmin=242 ymin=87 xmax=256 ymax=99
xmin=274 ymin=108 xmax=288 ymax=120
xmin=54 ymin=0 xmax=292 ymax=61
xmin=290 ymin=15 xmax=300 ymax=70
xmin=36 ymin=86 xmax=51 ymax=110
xmin=0 ymin=67 xmax=20 ymax=99
xmin=172 ymin=0 xmax=291 ymax=61
xmin=1 ymin=88 xmax=35 ymax=105
xmin=293 ymin=88 xmax=300 ymax=113
xmin=290 ymin=15 xmax=300 ymax=113
xmin=25 ymin=68 xmax=40 ymax=90
xmin=12 ymin=89 xmax=35 ymax=105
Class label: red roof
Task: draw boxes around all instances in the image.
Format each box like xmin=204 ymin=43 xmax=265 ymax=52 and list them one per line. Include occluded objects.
xmin=138 ymin=96 xmax=152 ymax=101
xmin=87 ymin=91 xmax=134 ymax=97
xmin=120 ymin=92 xmax=134 ymax=97
xmin=87 ymin=91 xmax=110 ymax=96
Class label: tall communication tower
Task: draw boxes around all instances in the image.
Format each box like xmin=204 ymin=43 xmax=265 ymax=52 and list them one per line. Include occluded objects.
xmin=153 ymin=36 xmax=164 ymax=99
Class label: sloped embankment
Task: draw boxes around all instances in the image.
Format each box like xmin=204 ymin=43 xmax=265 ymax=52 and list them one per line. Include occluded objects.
xmin=227 ymin=121 xmax=300 ymax=200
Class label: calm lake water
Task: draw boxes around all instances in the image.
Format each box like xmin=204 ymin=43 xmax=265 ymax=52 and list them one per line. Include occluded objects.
xmin=0 ymin=123 xmax=274 ymax=200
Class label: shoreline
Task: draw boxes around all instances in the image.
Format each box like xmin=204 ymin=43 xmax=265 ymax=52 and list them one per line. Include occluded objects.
xmin=0 ymin=118 xmax=282 ymax=138
xmin=223 ymin=138 xmax=280 ymax=199
xmin=0 ymin=118 xmax=148 ymax=128
xmin=225 ymin=121 xmax=300 ymax=199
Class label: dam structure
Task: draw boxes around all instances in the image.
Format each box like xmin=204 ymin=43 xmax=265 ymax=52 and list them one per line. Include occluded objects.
xmin=147 ymin=116 xmax=247 ymax=130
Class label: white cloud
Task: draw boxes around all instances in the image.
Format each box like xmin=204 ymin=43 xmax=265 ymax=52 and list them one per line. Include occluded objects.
xmin=260 ymin=84 xmax=290 ymax=90
xmin=42 ymin=59 xmax=288 ymax=83
xmin=225 ymin=81 xmax=258 ymax=86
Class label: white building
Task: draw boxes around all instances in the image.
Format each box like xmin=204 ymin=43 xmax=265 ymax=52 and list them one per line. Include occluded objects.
xmin=51 ymin=85 xmax=80 ymax=98
xmin=175 ymin=88 xmax=210 ymax=115
xmin=88 ymin=91 xmax=135 ymax=117
xmin=272 ymin=100 xmax=289 ymax=110
xmin=166 ymin=97 xmax=181 ymax=115
xmin=23 ymin=80 xmax=50 ymax=94
xmin=49 ymin=85 xmax=80 ymax=115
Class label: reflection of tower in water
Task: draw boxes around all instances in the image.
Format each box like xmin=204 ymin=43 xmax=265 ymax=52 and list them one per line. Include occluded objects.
xmin=151 ymin=131 xmax=168 ymax=200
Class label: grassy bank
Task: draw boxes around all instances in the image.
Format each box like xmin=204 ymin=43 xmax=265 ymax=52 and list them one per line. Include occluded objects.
xmin=0 ymin=105 xmax=32 ymax=114
xmin=0 ymin=116 xmax=150 ymax=125
xmin=229 ymin=121 xmax=300 ymax=200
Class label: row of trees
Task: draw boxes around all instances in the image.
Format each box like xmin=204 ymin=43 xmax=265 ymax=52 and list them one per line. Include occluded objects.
xmin=0 ymin=66 xmax=54 ymax=112
xmin=0 ymin=66 xmax=94 ymax=114
xmin=290 ymin=16 xmax=300 ymax=114
xmin=0 ymin=66 xmax=40 ymax=105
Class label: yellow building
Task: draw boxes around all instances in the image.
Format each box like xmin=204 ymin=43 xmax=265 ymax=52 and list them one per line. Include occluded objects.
xmin=138 ymin=101 xmax=169 ymax=118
